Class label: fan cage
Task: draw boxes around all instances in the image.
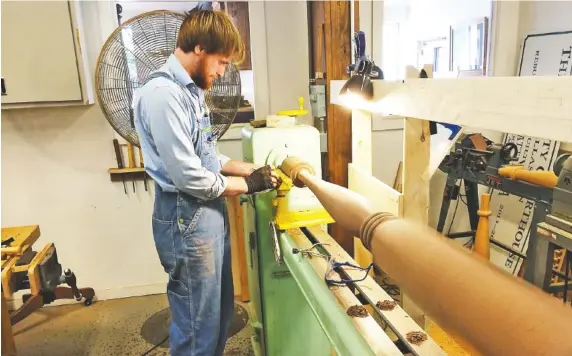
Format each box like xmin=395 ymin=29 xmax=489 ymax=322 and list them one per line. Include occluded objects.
xmin=95 ymin=10 xmax=241 ymax=147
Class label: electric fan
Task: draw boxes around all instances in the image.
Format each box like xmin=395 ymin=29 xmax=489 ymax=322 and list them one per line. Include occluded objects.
xmin=95 ymin=10 xmax=241 ymax=147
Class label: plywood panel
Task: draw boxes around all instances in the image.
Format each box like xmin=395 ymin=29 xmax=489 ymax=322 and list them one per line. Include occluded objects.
xmin=352 ymin=110 xmax=372 ymax=173
xmin=349 ymin=163 xmax=403 ymax=269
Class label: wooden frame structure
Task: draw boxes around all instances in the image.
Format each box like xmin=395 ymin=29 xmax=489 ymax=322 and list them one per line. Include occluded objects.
xmin=330 ymin=71 xmax=572 ymax=327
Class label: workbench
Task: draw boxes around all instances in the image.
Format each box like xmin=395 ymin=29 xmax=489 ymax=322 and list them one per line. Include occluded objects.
xmin=1 ymin=225 xmax=96 ymax=355
xmin=1 ymin=225 xmax=41 ymax=356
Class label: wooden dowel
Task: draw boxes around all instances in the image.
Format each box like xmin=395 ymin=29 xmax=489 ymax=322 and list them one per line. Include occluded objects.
xmin=474 ymin=193 xmax=491 ymax=260
xmin=498 ymin=165 xmax=558 ymax=188
xmin=281 ymin=157 xmax=572 ymax=356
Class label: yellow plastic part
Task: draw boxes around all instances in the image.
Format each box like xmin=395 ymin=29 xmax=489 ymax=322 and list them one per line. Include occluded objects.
xmin=276 ymin=97 xmax=309 ymax=117
xmin=272 ymin=168 xmax=334 ymax=230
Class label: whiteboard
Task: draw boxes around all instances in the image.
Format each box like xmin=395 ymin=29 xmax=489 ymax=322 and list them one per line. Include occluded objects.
xmin=488 ymin=31 xmax=571 ymax=275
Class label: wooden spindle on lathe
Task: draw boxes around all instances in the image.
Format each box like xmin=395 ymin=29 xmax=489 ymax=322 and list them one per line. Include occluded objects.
xmin=279 ymin=156 xmax=572 ymax=356
xmin=474 ymin=193 xmax=491 ymax=260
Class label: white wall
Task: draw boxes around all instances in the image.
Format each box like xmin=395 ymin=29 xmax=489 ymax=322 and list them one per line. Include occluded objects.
xmin=1 ymin=0 xmax=311 ymax=304
xmin=381 ymin=0 xmax=492 ymax=79
xmin=118 ymin=0 xmax=198 ymax=19
xmin=517 ymin=1 xmax=572 ymax=151
xmin=2 ymin=1 xmax=165 ymax=304
xmin=248 ymin=0 xmax=311 ymax=125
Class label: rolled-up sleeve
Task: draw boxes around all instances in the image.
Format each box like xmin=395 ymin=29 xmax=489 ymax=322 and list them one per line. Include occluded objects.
xmin=218 ymin=152 xmax=231 ymax=168
xmin=146 ymin=86 xmax=227 ymax=200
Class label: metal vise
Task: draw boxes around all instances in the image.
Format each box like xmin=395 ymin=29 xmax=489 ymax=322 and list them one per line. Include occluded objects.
xmin=529 ymin=153 xmax=572 ymax=298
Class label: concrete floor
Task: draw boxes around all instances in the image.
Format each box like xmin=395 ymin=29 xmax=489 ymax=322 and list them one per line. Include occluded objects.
xmin=12 ymin=294 xmax=254 ymax=356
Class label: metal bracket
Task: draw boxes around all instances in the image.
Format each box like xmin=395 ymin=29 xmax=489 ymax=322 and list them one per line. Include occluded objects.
xmin=269 ymin=221 xmax=282 ymax=265
xmin=248 ymin=232 xmax=256 ymax=269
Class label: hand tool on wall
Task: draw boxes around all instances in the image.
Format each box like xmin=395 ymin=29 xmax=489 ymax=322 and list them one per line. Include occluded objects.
xmin=112 ymin=139 xmax=127 ymax=194
xmin=127 ymin=143 xmax=136 ymax=192
xmin=279 ymin=156 xmax=572 ymax=356
xmin=138 ymin=147 xmax=148 ymax=191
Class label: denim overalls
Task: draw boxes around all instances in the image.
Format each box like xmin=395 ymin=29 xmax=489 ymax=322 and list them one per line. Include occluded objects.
xmin=144 ymin=71 xmax=234 ymax=356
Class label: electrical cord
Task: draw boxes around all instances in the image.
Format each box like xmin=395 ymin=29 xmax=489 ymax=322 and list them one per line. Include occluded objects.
xmin=141 ymin=335 xmax=169 ymax=356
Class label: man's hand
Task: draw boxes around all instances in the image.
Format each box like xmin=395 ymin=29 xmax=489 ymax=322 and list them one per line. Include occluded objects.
xmin=246 ymin=165 xmax=281 ymax=194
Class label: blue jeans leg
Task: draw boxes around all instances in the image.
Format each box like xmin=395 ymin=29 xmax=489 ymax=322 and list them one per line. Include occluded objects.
xmin=214 ymin=228 xmax=234 ymax=356
xmin=153 ymin=202 xmax=234 ymax=356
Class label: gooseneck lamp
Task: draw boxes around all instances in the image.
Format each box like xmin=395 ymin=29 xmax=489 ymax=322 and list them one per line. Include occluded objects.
xmin=339 ymin=31 xmax=382 ymax=110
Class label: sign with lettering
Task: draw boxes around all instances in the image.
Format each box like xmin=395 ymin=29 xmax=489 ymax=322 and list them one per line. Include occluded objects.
xmin=488 ymin=31 xmax=570 ymax=275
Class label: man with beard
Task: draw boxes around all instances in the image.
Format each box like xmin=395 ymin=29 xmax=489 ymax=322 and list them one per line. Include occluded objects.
xmin=133 ymin=8 xmax=280 ymax=356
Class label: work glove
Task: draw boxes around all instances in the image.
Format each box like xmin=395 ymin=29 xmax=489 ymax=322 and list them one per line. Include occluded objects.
xmin=246 ymin=165 xmax=280 ymax=194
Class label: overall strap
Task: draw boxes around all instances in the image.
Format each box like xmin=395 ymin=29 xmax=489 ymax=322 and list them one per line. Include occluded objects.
xmin=143 ymin=70 xmax=201 ymax=146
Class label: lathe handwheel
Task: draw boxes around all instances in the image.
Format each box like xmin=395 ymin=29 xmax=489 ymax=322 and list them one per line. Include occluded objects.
xmin=500 ymin=142 xmax=519 ymax=161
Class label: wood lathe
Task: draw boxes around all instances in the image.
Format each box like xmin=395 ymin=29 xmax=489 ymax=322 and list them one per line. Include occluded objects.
xmin=279 ymin=155 xmax=572 ymax=356
xmin=437 ymin=132 xmax=572 ymax=295
xmin=240 ymin=123 xmax=444 ymax=356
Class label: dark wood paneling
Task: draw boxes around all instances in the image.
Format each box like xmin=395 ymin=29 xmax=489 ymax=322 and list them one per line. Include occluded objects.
xmin=309 ymin=1 xmax=326 ymax=78
xmin=354 ymin=0 xmax=359 ymax=32
xmin=224 ymin=2 xmax=252 ymax=70
xmin=324 ymin=1 xmax=353 ymax=256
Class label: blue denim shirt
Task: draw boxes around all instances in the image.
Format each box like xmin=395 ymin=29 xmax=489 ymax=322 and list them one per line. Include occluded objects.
xmin=133 ymin=54 xmax=230 ymax=201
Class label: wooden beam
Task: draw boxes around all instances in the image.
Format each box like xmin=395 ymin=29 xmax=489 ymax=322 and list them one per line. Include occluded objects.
xmin=308 ymin=1 xmax=325 ymax=78
xmin=353 ymin=0 xmax=359 ymax=32
xmin=227 ymin=196 xmax=250 ymax=302
xmin=224 ymin=2 xmax=252 ymax=70
xmin=331 ymin=76 xmax=572 ymax=143
xmin=401 ymin=117 xmax=431 ymax=328
xmin=325 ymin=1 xmax=353 ymax=255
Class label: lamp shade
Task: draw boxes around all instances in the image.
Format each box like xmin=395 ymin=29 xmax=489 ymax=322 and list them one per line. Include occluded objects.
xmin=339 ymin=74 xmax=373 ymax=100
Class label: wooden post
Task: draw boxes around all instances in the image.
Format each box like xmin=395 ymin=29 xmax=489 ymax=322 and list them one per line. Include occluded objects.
xmin=350 ymin=110 xmax=374 ymax=271
xmin=226 ymin=196 xmax=250 ymax=302
xmin=324 ymin=1 xmax=353 ymax=255
xmin=401 ymin=116 xmax=431 ymax=328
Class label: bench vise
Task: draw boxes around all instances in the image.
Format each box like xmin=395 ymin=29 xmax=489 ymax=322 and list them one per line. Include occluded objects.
xmin=528 ymin=154 xmax=572 ymax=297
